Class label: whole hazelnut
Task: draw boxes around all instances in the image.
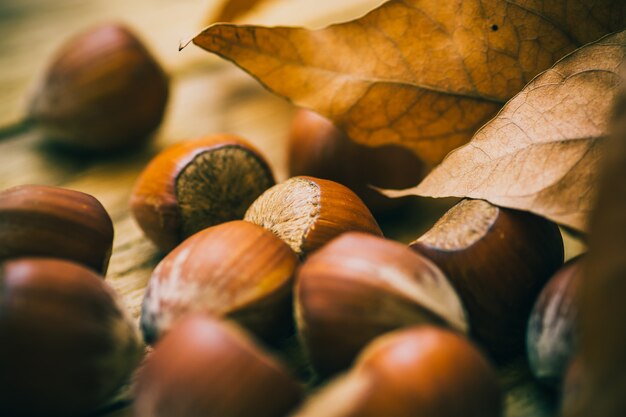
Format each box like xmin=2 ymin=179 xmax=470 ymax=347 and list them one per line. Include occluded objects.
xmin=244 ymin=176 xmax=382 ymax=258
xmin=291 ymin=326 xmax=501 ymax=417
xmin=288 ymin=109 xmax=424 ymax=214
xmin=0 ymin=258 xmax=142 ymax=417
xmin=134 ymin=315 xmax=303 ymax=417
xmin=0 ymin=184 xmax=114 ymax=273
xmin=29 ymin=23 xmax=169 ymax=152
xmin=410 ymin=199 xmax=564 ymax=357
xmin=295 ymin=232 xmax=468 ymax=375
xmin=131 ymin=135 xmax=275 ymax=252
xmin=527 ymin=256 xmax=581 ymax=387
xmin=140 ymin=220 xmax=298 ymax=344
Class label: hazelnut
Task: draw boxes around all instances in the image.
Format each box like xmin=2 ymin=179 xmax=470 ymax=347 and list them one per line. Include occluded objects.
xmin=244 ymin=176 xmax=382 ymax=258
xmin=295 ymin=232 xmax=468 ymax=375
xmin=0 ymin=258 xmax=142 ymax=417
xmin=134 ymin=315 xmax=303 ymax=417
xmin=527 ymin=256 xmax=581 ymax=387
xmin=0 ymin=184 xmax=114 ymax=273
xmin=292 ymin=326 xmax=501 ymax=417
xmin=410 ymin=199 xmax=564 ymax=357
xmin=29 ymin=23 xmax=169 ymax=152
xmin=288 ymin=109 xmax=425 ymax=214
xmin=140 ymin=220 xmax=298 ymax=344
xmin=131 ymin=135 xmax=275 ymax=252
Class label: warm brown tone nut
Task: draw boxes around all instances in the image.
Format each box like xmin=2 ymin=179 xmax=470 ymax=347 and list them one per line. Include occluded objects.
xmin=410 ymin=199 xmax=564 ymax=357
xmin=0 ymin=184 xmax=114 ymax=273
xmin=131 ymin=135 xmax=275 ymax=252
xmin=244 ymin=176 xmax=382 ymax=258
xmin=134 ymin=315 xmax=303 ymax=417
xmin=291 ymin=326 xmax=502 ymax=417
xmin=288 ymin=109 xmax=424 ymax=214
xmin=140 ymin=220 xmax=298 ymax=344
xmin=295 ymin=232 xmax=468 ymax=375
xmin=527 ymin=256 xmax=581 ymax=387
xmin=29 ymin=23 xmax=169 ymax=152
xmin=0 ymin=258 xmax=142 ymax=417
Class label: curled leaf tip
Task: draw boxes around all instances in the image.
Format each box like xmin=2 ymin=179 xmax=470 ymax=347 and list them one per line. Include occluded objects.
xmin=178 ymin=37 xmax=194 ymax=51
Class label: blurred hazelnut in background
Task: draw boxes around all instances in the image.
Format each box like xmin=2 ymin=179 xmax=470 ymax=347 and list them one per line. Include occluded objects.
xmin=287 ymin=109 xmax=424 ymax=215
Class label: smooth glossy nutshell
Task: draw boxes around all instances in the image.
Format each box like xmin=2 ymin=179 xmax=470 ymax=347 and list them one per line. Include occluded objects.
xmin=29 ymin=23 xmax=169 ymax=152
xmin=0 ymin=184 xmax=114 ymax=273
xmin=527 ymin=256 xmax=581 ymax=387
xmin=244 ymin=176 xmax=382 ymax=258
xmin=292 ymin=326 xmax=502 ymax=417
xmin=287 ymin=109 xmax=424 ymax=214
xmin=295 ymin=232 xmax=467 ymax=375
xmin=0 ymin=258 xmax=142 ymax=417
xmin=410 ymin=199 xmax=564 ymax=357
xmin=141 ymin=220 xmax=298 ymax=344
xmin=134 ymin=315 xmax=303 ymax=417
xmin=131 ymin=135 xmax=275 ymax=252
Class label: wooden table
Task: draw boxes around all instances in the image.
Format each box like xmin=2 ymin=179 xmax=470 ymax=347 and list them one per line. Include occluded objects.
xmin=0 ymin=1 xmax=582 ymax=416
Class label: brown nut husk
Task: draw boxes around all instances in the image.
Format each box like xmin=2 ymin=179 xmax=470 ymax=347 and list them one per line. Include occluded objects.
xmin=134 ymin=315 xmax=303 ymax=417
xmin=291 ymin=326 xmax=501 ymax=417
xmin=288 ymin=109 xmax=424 ymax=214
xmin=131 ymin=135 xmax=275 ymax=252
xmin=295 ymin=232 xmax=468 ymax=375
xmin=410 ymin=198 xmax=564 ymax=357
xmin=244 ymin=176 xmax=382 ymax=258
xmin=29 ymin=23 xmax=169 ymax=152
xmin=0 ymin=184 xmax=114 ymax=273
xmin=140 ymin=220 xmax=298 ymax=344
xmin=0 ymin=258 xmax=142 ymax=417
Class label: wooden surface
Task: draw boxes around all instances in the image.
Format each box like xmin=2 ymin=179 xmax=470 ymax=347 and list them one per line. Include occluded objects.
xmin=0 ymin=1 xmax=583 ymax=416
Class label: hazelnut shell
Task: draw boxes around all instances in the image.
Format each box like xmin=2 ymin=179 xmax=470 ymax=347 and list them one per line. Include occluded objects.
xmin=131 ymin=135 xmax=275 ymax=252
xmin=0 ymin=184 xmax=114 ymax=273
xmin=134 ymin=315 xmax=302 ymax=417
xmin=244 ymin=176 xmax=382 ymax=258
xmin=295 ymin=232 xmax=467 ymax=375
xmin=410 ymin=199 xmax=564 ymax=357
xmin=292 ymin=326 xmax=501 ymax=417
xmin=29 ymin=23 xmax=169 ymax=152
xmin=0 ymin=258 xmax=142 ymax=417
xmin=140 ymin=220 xmax=298 ymax=344
xmin=288 ymin=109 xmax=424 ymax=214
xmin=527 ymin=256 xmax=581 ymax=387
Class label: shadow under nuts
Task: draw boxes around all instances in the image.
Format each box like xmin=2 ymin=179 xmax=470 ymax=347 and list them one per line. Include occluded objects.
xmin=291 ymin=326 xmax=501 ymax=417
xmin=131 ymin=135 xmax=275 ymax=252
xmin=0 ymin=258 xmax=142 ymax=417
xmin=244 ymin=176 xmax=382 ymax=258
xmin=295 ymin=232 xmax=468 ymax=376
xmin=410 ymin=199 xmax=564 ymax=358
xmin=29 ymin=23 xmax=169 ymax=152
xmin=140 ymin=221 xmax=298 ymax=344
xmin=0 ymin=184 xmax=114 ymax=273
xmin=134 ymin=315 xmax=303 ymax=417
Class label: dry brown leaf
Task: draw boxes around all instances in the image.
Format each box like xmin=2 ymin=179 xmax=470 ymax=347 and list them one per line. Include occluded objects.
xmin=192 ymin=0 xmax=626 ymax=164
xmin=390 ymin=31 xmax=626 ymax=232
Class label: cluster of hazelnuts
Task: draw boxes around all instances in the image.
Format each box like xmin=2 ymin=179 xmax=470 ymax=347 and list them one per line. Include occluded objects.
xmin=0 ymin=20 xmax=581 ymax=417
xmin=0 ymin=120 xmax=579 ymax=416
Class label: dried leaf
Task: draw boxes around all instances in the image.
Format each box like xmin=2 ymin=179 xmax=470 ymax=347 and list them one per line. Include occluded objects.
xmin=211 ymin=0 xmax=270 ymax=23
xmin=193 ymin=0 xmax=625 ymax=164
xmin=392 ymin=31 xmax=626 ymax=232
